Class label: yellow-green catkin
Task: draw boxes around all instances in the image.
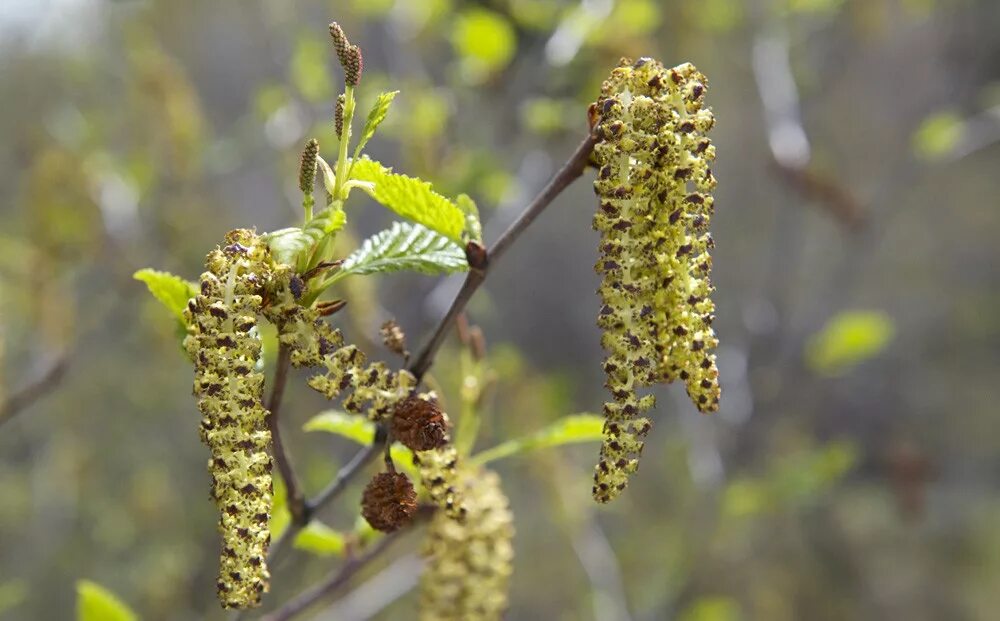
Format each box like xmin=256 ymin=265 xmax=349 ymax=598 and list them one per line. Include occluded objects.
xmin=419 ymin=468 xmax=514 ymax=621
xmin=184 ymin=229 xmax=274 ymax=608
xmin=591 ymin=58 xmax=720 ymax=503
xmin=413 ymin=444 xmax=467 ymax=521
xmin=262 ymin=265 xmax=416 ymax=422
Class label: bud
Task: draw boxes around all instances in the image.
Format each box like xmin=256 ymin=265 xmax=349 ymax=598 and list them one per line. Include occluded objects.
xmin=392 ymin=395 xmax=449 ymax=452
xmin=334 ymin=94 xmax=345 ymax=138
xmin=380 ymin=319 xmax=408 ymax=358
xmin=328 ymin=22 xmax=351 ymax=68
xmin=361 ymin=471 xmax=418 ymax=532
xmin=298 ymin=138 xmax=318 ymax=194
xmin=345 ymin=44 xmax=363 ymax=87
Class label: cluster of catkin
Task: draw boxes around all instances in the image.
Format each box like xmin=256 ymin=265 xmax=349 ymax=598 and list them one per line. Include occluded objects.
xmin=590 ymin=58 xmax=721 ymax=503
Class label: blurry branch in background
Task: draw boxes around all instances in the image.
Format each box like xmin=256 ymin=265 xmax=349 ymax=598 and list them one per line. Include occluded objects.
xmin=312 ymin=553 xmax=423 ymax=621
xmin=0 ymin=352 xmax=70 ymax=428
xmin=943 ymin=104 xmax=1000 ymax=162
xmin=752 ymin=29 xmax=865 ymax=231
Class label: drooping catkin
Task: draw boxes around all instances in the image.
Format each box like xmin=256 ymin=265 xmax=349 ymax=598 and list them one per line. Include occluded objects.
xmin=414 ymin=444 xmax=467 ymax=521
xmin=419 ymin=468 xmax=514 ymax=621
xmin=590 ymin=58 xmax=720 ymax=503
xmin=184 ymin=229 xmax=274 ymax=608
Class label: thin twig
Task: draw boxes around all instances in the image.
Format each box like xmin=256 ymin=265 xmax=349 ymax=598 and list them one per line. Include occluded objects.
xmin=307 ymin=424 xmax=387 ymax=515
xmin=407 ymin=133 xmax=595 ymax=381
xmin=260 ymin=524 xmax=409 ymax=621
xmin=268 ymin=343 xmax=308 ymax=524
xmin=0 ymin=354 xmax=70 ymax=428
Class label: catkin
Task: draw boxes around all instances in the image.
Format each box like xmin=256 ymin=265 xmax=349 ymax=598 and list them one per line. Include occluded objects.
xmin=591 ymin=58 xmax=720 ymax=503
xmin=419 ymin=468 xmax=514 ymax=621
xmin=184 ymin=229 xmax=274 ymax=608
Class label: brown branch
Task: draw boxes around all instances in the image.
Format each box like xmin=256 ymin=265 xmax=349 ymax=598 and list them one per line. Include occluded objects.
xmin=0 ymin=354 xmax=70 ymax=428
xmin=260 ymin=521 xmax=412 ymax=621
xmin=407 ymin=133 xmax=596 ymax=381
xmin=267 ymin=344 xmax=308 ymax=525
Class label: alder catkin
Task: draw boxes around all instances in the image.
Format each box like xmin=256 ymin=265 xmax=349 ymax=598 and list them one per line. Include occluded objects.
xmin=419 ymin=468 xmax=514 ymax=621
xmin=184 ymin=229 xmax=274 ymax=608
xmin=590 ymin=58 xmax=720 ymax=503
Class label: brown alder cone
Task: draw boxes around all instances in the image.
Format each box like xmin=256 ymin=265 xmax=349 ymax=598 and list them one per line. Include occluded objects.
xmin=392 ymin=396 xmax=450 ymax=452
xmin=361 ymin=472 xmax=418 ymax=532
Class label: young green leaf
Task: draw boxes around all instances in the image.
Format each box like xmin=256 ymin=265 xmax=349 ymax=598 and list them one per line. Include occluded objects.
xmin=348 ymin=157 xmax=466 ymax=242
xmin=303 ymin=410 xmax=376 ymax=445
xmin=471 ymin=414 xmax=605 ymax=466
xmin=76 ymin=581 xmax=138 ymax=621
xmin=133 ymin=269 xmax=198 ymax=324
xmin=456 ymin=193 xmax=483 ymax=244
xmin=354 ymin=91 xmax=399 ymax=158
xmin=264 ymin=227 xmax=323 ymax=269
xmin=294 ymin=522 xmax=347 ymax=556
xmin=338 ymin=222 xmax=468 ymax=279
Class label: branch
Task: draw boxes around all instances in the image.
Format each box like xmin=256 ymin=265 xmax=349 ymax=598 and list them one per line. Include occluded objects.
xmin=0 ymin=354 xmax=70 ymax=428
xmin=268 ymin=343 xmax=308 ymax=525
xmin=408 ymin=133 xmax=595 ymax=381
xmin=260 ymin=520 xmax=413 ymax=621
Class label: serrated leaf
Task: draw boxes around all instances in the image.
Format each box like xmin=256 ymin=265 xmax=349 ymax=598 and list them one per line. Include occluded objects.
xmin=294 ymin=522 xmax=347 ymax=556
xmin=304 ymin=411 xmax=376 ymax=444
xmin=76 ymin=581 xmax=138 ymax=621
xmin=348 ymin=157 xmax=466 ymax=242
xmin=354 ymin=91 xmax=399 ymax=158
xmin=133 ymin=269 xmax=197 ymax=324
xmin=339 ymin=222 xmax=468 ymax=279
xmin=471 ymin=414 xmax=605 ymax=466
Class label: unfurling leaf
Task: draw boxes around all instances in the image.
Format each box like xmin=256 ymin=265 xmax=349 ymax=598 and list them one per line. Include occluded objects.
xmin=354 ymin=91 xmax=399 ymax=158
xmin=294 ymin=522 xmax=347 ymax=556
xmin=348 ymin=157 xmax=466 ymax=242
xmin=339 ymin=222 xmax=468 ymax=279
xmin=471 ymin=414 xmax=604 ymax=465
xmin=133 ymin=268 xmax=198 ymax=324
xmin=76 ymin=580 xmax=138 ymax=621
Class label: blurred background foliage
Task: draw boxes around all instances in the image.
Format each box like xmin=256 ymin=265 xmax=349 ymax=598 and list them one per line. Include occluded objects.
xmin=1 ymin=0 xmax=999 ymax=619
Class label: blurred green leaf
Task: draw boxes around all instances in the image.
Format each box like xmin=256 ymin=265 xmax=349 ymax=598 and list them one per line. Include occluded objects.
xmin=784 ymin=0 xmax=847 ymax=15
xmin=354 ymin=91 xmax=399 ymax=158
xmin=913 ymin=111 xmax=964 ymax=160
xmin=806 ymin=311 xmax=895 ymax=375
xmin=271 ymin=476 xmax=291 ymax=540
xmin=452 ymin=9 xmax=517 ymax=79
xmin=679 ymin=596 xmax=741 ymax=621
xmin=609 ymin=0 xmax=662 ymax=36
xmin=133 ymin=269 xmax=197 ymax=324
xmin=339 ymin=222 xmax=468 ymax=279
xmin=76 ymin=581 xmax=138 ymax=621
xmin=304 ymin=411 xmax=376 ymax=444
xmin=291 ymin=33 xmax=332 ymax=103
xmin=294 ymin=522 xmax=347 ymax=556
xmin=686 ymin=0 xmax=743 ymax=33
xmin=348 ymin=157 xmax=466 ymax=242
xmin=471 ymin=414 xmax=604 ymax=465
xmin=350 ymin=0 xmax=395 ymax=16
xmin=0 ymin=580 xmax=27 ymax=616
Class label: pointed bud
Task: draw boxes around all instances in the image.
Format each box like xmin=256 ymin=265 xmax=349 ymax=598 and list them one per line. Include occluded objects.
xmin=298 ymin=139 xmax=319 ymax=194
xmin=361 ymin=472 xmax=418 ymax=532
